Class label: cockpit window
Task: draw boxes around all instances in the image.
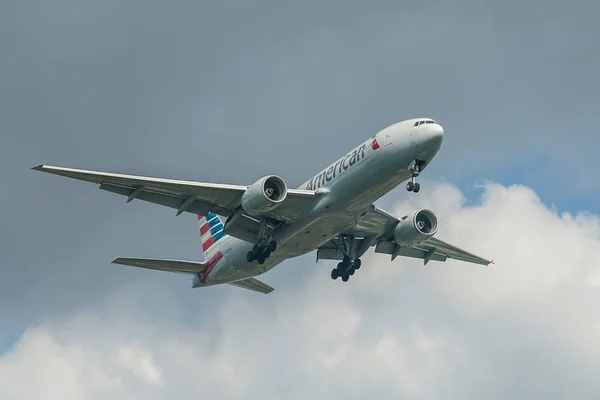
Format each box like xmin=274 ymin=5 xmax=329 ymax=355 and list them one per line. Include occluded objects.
xmin=426 ymin=120 xmax=435 ymax=124
xmin=415 ymin=120 xmax=435 ymax=126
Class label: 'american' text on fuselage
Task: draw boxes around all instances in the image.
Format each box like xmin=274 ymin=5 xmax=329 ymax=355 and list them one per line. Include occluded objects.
xmin=305 ymin=143 xmax=367 ymax=190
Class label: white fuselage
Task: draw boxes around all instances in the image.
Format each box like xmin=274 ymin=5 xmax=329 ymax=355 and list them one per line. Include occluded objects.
xmin=193 ymin=118 xmax=444 ymax=288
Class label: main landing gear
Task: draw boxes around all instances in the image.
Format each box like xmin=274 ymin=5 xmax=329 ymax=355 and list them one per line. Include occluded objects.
xmin=406 ymin=160 xmax=425 ymax=193
xmin=329 ymin=234 xmax=367 ymax=283
xmin=330 ymin=256 xmax=362 ymax=282
xmin=246 ymin=218 xmax=279 ymax=265
xmin=246 ymin=239 xmax=277 ymax=265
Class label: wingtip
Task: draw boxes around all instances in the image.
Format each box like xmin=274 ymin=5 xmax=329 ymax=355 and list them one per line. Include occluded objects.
xmin=31 ymin=164 xmax=45 ymax=171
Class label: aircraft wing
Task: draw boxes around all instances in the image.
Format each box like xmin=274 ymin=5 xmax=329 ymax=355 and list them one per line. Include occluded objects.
xmin=33 ymin=164 xmax=320 ymax=242
xmin=326 ymin=206 xmax=492 ymax=266
xmin=372 ymin=237 xmax=492 ymax=266
xmin=228 ymin=277 xmax=275 ymax=294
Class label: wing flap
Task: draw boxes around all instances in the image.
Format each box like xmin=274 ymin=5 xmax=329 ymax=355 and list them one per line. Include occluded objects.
xmin=99 ymin=183 xmax=223 ymax=216
xmin=228 ymin=277 xmax=274 ymax=294
xmin=111 ymin=257 xmax=206 ymax=274
xmin=372 ymin=239 xmax=491 ymax=266
xmin=316 ymin=237 xmax=371 ymax=261
xmin=374 ymin=241 xmax=448 ymax=263
xmin=316 ymin=247 xmax=346 ymax=261
xmin=418 ymin=237 xmax=493 ymax=266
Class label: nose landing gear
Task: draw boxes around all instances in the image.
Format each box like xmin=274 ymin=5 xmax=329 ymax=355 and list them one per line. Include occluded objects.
xmin=406 ymin=160 xmax=425 ymax=193
xmin=406 ymin=180 xmax=420 ymax=193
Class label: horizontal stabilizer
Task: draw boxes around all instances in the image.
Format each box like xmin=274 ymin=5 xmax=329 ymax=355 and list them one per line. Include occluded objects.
xmin=111 ymin=257 xmax=206 ymax=274
xmin=228 ymin=277 xmax=274 ymax=294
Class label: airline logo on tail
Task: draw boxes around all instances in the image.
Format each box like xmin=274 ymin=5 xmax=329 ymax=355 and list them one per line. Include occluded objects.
xmin=197 ymin=212 xmax=227 ymax=283
xmin=198 ymin=212 xmax=226 ymax=253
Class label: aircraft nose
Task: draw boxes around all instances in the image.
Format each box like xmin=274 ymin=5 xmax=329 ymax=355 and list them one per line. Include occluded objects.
xmin=425 ymin=123 xmax=444 ymax=148
xmin=414 ymin=122 xmax=444 ymax=160
xmin=431 ymin=123 xmax=444 ymax=142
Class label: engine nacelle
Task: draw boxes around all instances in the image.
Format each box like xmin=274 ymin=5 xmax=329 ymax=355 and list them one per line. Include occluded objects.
xmin=240 ymin=175 xmax=288 ymax=216
xmin=393 ymin=209 xmax=438 ymax=247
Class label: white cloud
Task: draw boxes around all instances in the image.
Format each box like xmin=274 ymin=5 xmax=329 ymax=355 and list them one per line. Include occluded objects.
xmin=2 ymin=182 xmax=600 ymax=399
xmin=116 ymin=344 xmax=162 ymax=386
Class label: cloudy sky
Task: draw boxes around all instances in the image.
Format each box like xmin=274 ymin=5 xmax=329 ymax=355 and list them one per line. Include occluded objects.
xmin=2 ymin=0 xmax=600 ymax=398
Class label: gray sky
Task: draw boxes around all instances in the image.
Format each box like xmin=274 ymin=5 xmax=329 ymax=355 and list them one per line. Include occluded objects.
xmin=2 ymin=1 xmax=600 ymax=398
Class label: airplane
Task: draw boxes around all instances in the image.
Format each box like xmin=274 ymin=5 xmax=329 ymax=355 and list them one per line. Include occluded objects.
xmin=33 ymin=117 xmax=493 ymax=294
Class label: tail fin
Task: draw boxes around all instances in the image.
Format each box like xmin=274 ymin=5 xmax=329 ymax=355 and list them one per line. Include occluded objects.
xmin=198 ymin=212 xmax=228 ymax=259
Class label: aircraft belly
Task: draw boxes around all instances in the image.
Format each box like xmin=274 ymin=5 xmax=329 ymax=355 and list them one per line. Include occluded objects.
xmin=277 ymin=215 xmax=354 ymax=256
xmin=211 ymin=241 xmax=283 ymax=283
xmin=347 ymin=168 xmax=412 ymax=210
xmin=330 ymin=149 xmax=413 ymax=212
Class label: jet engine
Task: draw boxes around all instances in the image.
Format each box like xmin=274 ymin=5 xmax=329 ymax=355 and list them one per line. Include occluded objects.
xmin=393 ymin=209 xmax=438 ymax=247
xmin=240 ymin=175 xmax=288 ymax=216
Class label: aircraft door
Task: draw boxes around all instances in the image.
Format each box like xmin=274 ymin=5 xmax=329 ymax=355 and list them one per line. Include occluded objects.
xmin=384 ymin=131 xmax=393 ymax=146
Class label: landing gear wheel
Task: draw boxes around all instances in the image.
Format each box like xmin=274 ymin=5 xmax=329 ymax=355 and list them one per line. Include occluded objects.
xmin=331 ymin=268 xmax=339 ymax=280
xmin=349 ymin=267 xmax=355 ymax=276
xmin=248 ymin=238 xmax=277 ymax=263
xmin=407 ymin=161 xmax=423 ymax=193
xmin=353 ymin=259 xmax=361 ymax=270
xmin=342 ymin=274 xmax=349 ymax=282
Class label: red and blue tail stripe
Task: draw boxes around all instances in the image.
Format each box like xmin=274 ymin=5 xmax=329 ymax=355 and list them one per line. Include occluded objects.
xmin=198 ymin=212 xmax=227 ymax=256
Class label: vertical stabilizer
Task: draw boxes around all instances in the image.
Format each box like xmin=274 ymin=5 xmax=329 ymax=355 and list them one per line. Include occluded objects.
xmin=197 ymin=212 xmax=227 ymax=260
